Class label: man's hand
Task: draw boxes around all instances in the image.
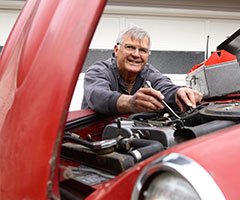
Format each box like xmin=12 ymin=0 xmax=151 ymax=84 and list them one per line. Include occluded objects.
xmin=117 ymin=88 xmax=165 ymax=113
xmin=176 ymin=87 xmax=203 ymax=112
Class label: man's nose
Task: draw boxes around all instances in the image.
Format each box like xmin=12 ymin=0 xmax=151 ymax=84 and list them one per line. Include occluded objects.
xmin=131 ymin=48 xmax=141 ymax=56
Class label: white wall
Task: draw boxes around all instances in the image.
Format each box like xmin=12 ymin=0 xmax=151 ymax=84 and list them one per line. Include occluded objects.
xmin=0 ymin=0 xmax=24 ymax=46
xmin=0 ymin=4 xmax=240 ymax=111
xmin=2 ymin=6 xmax=239 ymax=52
xmin=0 ymin=11 xmax=19 ymax=46
xmin=91 ymin=6 xmax=240 ymax=53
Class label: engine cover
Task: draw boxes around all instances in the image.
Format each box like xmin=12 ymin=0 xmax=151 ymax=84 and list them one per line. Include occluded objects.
xmin=200 ymin=102 xmax=240 ymax=120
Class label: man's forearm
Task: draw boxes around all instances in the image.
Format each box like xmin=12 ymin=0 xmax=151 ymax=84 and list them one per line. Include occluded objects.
xmin=116 ymin=94 xmax=132 ymax=114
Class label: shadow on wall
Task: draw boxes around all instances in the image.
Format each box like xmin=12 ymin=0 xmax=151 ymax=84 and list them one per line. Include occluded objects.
xmin=82 ymin=49 xmax=205 ymax=74
xmin=0 ymin=47 xmax=204 ymax=73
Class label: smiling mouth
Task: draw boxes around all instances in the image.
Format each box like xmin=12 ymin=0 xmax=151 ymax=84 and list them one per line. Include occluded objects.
xmin=127 ymin=59 xmax=142 ymax=66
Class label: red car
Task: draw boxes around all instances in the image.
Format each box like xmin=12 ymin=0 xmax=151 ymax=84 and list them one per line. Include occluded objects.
xmin=0 ymin=0 xmax=240 ymax=200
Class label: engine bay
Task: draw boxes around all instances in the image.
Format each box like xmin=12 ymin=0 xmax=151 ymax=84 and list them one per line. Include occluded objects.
xmin=60 ymin=101 xmax=240 ymax=191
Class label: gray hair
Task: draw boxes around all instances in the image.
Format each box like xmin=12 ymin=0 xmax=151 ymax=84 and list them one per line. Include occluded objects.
xmin=116 ymin=26 xmax=151 ymax=48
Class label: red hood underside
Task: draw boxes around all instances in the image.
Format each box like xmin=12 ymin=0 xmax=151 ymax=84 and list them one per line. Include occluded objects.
xmin=0 ymin=0 xmax=106 ymax=199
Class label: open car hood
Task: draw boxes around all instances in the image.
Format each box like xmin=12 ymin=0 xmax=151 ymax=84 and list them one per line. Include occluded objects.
xmin=0 ymin=0 xmax=106 ymax=199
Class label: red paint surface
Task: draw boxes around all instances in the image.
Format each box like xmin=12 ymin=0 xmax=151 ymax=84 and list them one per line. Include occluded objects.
xmin=0 ymin=0 xmax=106 ymax=199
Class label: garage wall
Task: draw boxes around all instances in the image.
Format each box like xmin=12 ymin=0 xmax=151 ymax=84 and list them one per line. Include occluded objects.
xmin=91 ymin=6 xmax=240 ymax=51
xmin=1 ymin=5 xmax=240 ymax=55
xmin=0 ymin=10 xmax=19 ymax=47
xmin=0 ymin=3 xmax=240 ymax=111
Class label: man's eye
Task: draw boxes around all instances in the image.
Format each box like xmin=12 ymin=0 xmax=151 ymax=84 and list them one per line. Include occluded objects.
xmin=125 ymin=45 xmax=136 ymax=50
xmin=139 ymin=48 xmax=148 ymax=53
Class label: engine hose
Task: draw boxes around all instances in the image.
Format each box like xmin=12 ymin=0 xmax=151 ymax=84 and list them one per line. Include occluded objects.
xmin=174 ymin=120 xmax=236 ymax=142
xmin=63 ymin=135 xmax=93 ymax=149
xmin=117 ymin=138 xmax=164 ymax=162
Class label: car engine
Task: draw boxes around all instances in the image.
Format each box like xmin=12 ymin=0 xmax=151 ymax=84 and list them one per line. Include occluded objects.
xmin=61 ymin=101 xmax=240 ymax=180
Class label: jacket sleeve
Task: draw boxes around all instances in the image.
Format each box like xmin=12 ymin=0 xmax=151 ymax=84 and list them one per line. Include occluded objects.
xmin=82 ymin=62 xmax=121 ymax=115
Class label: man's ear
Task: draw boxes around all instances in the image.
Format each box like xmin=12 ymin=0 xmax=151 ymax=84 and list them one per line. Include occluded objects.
xmin=114 ymin=44 xmax=119 ymax=57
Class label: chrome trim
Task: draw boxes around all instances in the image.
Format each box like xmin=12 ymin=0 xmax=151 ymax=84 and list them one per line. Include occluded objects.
xmin=131 ymin=150 xmax=142 ymax=161
xmin=131 ymin=152 xmax=226 ymax=200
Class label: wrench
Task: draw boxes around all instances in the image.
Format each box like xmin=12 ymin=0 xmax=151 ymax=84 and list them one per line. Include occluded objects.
xmin=144 ymin=81 xmax=181 ymax=120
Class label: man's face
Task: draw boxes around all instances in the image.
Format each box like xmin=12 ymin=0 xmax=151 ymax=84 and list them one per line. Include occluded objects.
xmin=114 ymin=35 xmax=150 ymax=79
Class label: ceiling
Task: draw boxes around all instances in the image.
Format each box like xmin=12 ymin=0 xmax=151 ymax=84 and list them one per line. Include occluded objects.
xmin=3 ymin=0 xmax=240 ymax=12
xmin=107 ymin=0 xmax=240 ymax=12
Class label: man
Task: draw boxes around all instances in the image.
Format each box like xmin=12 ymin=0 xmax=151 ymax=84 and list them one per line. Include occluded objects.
xmin=81 ymin=26 xmax=203 ymax=115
